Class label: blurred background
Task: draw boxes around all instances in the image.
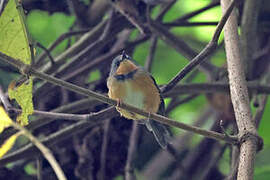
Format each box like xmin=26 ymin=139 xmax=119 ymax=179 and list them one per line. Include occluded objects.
xmin=0 ymin=0 xmax=270 ymax=179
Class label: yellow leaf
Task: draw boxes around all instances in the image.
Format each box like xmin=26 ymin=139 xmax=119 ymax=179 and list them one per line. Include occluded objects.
xmin=0 ymin=134 xmax=18 ymax=158
xmin=0 ymin=106 xmax=12 ymax=132
xmin=8 ymin=78 xmax=33 ymax=125
xmin=0 ymin=106 xmax=20 ymax=158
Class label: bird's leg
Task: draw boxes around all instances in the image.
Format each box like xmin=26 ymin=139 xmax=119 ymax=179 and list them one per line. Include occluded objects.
xmin=116 ymin=99 xmax=122 ymax=107
xmin=115 ymin=99 xmax=123 ymax=116
xmin=147 ymin=112 xmax=151 ymax=121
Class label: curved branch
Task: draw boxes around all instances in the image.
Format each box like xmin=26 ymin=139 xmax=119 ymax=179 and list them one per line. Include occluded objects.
xmin=9 ymin=121 xmax=67 ymax=180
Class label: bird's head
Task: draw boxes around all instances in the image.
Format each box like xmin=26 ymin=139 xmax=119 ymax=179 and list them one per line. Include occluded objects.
xmin=110 ymin=52 xmax=138 ymax=76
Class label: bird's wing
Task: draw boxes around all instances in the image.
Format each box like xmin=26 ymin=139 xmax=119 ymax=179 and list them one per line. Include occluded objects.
xmin=149 ymin=74 xmax=165 ymax=116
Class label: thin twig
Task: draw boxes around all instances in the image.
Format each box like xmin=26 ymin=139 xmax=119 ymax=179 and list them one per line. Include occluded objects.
xmin=125 ymin=122 xmax=139 ymax=180
xmin=159 ymin=0 xmax=236 ymax=93
xmin=156 ymin=0 xmax=177 ymax=21
xmin=164 ymin=21 xmax=218 ymax=27
xmin=10 ymin=107 xmax=95 ymax=121
xmin=240 ymin=0 xmax=262 ymax=79
xmin=176 ymin=1 xmax=220 ymax=22
xmin=145 ymin=36 xmax=158 ymax=72
xmin=111 ymin=0 xmax=148 ymax=34
xmin=0 ymin=98 xmax=101 ymax=146
xmin=99 ymin=119 xmax=111 ymax=180
xmin=142 ymin=107 xmax=213 ymax=179
xmin=165 ymin=94 xmax=198 ymax=114
xmin=36 ymin=156 xmax=43 ymax=180
xmin=148 ymin=19 xmax=218 ymax=78
xmin=225 ymin=146 xmax=240 ymax=180
xmin=61 ymin=35 xmax=149 ymax=81
xmin=39 ymin=19 xmax=107 ymax=74
xmin=200 ymin=144 xmax=228 ymax=180
xmin=169 ymin=121 xmax=223 ymax=179
xmin=163 ymin=82 xmax=270 ymax=97
xmin=0 ymin=51 xmax=238 ymax=144
xmin=35 ymin=28 xmax=91 ymax=66
xmin=254 ymin=95 xmax=268 ymax=128
xmin=35 ymin=42 xmax=55 ymax=65
xmin=0 ymin=107 xmax=116 ymax=166
xmin=9 ymin=121 xmax=67 ymax=180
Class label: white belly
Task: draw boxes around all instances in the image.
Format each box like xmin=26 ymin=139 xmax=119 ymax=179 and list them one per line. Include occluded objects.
xmin=123 ymin=81 xmax=144 ymax=109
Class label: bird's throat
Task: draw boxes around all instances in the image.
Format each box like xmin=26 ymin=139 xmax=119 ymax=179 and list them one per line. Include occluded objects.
xmin=116 ymin=61 xmax=138 ymax=75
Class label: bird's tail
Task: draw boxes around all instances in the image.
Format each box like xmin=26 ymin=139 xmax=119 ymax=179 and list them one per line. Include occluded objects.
xmin=146 ymin=120 xmax=171 ymax=148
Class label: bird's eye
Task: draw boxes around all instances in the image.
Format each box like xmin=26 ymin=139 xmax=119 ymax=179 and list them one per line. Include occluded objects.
xmin=115 ymin=61 xmax=120 ymax=67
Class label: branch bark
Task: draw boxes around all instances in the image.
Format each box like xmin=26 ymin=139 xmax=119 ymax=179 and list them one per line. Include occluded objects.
xmin=221 ymin=0 xmax=261 ymax=179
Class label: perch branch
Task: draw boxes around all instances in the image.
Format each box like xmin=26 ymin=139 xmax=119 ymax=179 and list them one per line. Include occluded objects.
xmin=0 ymin=52 xmax=238 ymax=145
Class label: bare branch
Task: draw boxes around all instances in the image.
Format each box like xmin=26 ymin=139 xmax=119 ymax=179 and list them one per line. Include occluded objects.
xmin=176 ymin=1 xmax=219 ymax=22
xmin=35 ymin=28 xmax=91 ymax=67
xmin=125 ymin=122 xmax=139 ymax=180
xmin=9 ymin=121 xmax=67 ymax=180
xmin=221 ymin=0 xmax=261 ymax=179
xmin=35 ymin=42 xmax=55 ymax=65
xmin=160 ymin=0 xmax=236 ymax=93
xmin=99 ymin=119 xmax=111 ymax=180
xmin=0 ymin=52 xmax=238 ymax=145
xmin=240 ymin=0 xmax=262 ymax=79
xmin=0 ymin=98 xmax=100 ymax=146
xmin=163 ymin=82 xmax=270 ymax=97
xmin=145 ymin=36 xmax=158 ymax=72
xmin=164 ymin=21 xmax=218 ymax=27
xmin=0 ymin=107 xmax=116 ymax=166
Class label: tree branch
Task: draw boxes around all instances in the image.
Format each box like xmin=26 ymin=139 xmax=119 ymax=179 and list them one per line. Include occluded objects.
xmin=240 ymin=0 xmax=262 ymax=79
xmin=0 ymin=107 xmax=116 ymax=166
xmin=0 ymin=51 xmax=238 ymax=145
xmin=163 ymin=82 xmax=270 ymax=97
xmin=125 ymin=122 xmax=139 ymax=180
xmin=175 ymin=1 xmax=220 ymax=22
xmin=159 ymin=0 xmax=236 ymax=93
xmin=221 ymin=0 xmax=261 ymax=179
xmin=9 ymin=121 xmax=67 ymax=180
xmin=0 ymin=98 xmax=100 ymax=146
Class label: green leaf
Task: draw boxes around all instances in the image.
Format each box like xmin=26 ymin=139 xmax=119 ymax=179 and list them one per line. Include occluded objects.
xmin=8 ymin=78 xmax=33 ymax=125
xmin=0 ymin=0 xmax=34 ymax=125
xmin=0 ymin=0 xmax=32 ymax=64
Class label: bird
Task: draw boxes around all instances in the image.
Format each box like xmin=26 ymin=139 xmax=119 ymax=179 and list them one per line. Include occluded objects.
xmin=107 ymin=52 xmax=170 ymax=148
